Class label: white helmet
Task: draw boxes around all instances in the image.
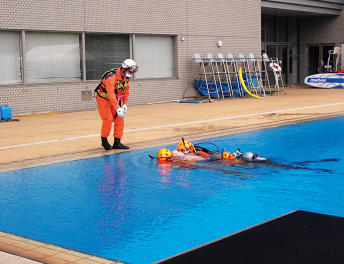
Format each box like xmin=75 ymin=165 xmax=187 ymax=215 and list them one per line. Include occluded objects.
xmin=122 ymin=59 xmax=138 ymax=73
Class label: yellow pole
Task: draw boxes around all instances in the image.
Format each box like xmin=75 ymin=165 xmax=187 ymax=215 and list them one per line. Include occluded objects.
xmin=238 ymin=67 xmax=260 ymax=99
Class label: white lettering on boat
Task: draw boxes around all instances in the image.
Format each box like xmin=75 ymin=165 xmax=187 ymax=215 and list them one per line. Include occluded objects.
xmin=308 ymin=78 xmax=326 ymax=83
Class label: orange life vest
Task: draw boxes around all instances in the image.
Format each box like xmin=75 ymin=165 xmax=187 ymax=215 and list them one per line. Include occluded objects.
xmin=94 ymin=68 xmax=129 ymax=102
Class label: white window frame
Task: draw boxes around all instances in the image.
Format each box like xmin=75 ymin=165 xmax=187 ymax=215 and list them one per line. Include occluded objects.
xmin=134 ymin=35 xmax=176 ymax=79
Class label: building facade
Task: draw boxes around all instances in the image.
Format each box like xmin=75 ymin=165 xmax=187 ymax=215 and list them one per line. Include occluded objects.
xmin=262 ymin=0 xmax=344 ymax=85
xmin=0 ymin=0 xmax=261 ymax=115
xmin=1 ymin=0 xmax=343 ymax=115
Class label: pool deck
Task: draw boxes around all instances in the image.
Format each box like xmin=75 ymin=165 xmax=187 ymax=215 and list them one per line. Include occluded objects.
xmin=1 ymin=85 xmax=344 ymax=263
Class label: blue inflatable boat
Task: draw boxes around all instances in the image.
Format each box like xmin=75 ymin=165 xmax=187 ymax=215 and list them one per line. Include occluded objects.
xmin=304 ymin=73 xmax=344 ymax=88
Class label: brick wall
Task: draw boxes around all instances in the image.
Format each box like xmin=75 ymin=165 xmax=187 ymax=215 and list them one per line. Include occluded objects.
xmin=0 ymin=0 xmax=261 ymax=115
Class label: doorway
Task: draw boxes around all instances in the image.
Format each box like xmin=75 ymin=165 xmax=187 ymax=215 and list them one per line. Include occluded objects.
xmin=308 ymin=44 xmax=334 ymax=75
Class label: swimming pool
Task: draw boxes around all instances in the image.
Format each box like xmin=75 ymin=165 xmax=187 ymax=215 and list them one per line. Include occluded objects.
xmin=0 ymin=116 xmax=343 ymax=263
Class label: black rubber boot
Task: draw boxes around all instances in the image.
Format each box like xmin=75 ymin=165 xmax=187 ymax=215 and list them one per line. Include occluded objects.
xmin=101 ymin=137 xmax=112 ymax=150
xmin=113 ymin=137 xmax=129 ymax=149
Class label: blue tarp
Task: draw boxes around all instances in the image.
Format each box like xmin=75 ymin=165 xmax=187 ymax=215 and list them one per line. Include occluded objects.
xmin=242 ymin=73 xmax=262 ymax=89
xmin=194 ymin=79 xmax=247 ymax=98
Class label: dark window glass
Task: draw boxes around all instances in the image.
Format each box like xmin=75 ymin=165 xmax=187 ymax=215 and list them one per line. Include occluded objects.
xmin=288 ymin=18 xmax=299 ymax=43
xmin=85 ymin=34 xmax=130 ymax=80
xmin=278 ymin=17 xmax=288 ymax=42
xmin=266 ymin=16 xmax=277 ymax=42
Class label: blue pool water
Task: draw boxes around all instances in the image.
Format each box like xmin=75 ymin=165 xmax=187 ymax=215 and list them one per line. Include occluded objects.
xmin=0 ymin=116 xmax=344 ymax=263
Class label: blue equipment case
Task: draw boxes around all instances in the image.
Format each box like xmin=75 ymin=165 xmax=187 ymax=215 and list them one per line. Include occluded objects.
xmin=0 ymin=105 xmax=13 ymax=120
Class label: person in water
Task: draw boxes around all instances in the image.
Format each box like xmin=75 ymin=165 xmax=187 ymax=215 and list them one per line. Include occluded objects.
xmin=155 ymin=139 xmax=265 ymax=164
xmin=154 ymin=139 xmax=337 ymax=175
xmin=155 ymin=143 xmax=246 ymax=176
xmin=215 ymin=149 xmax=245 ymax=165
xmin=155 ymin=140 xmax=208 ymax=164
xmin=157 ymin=140 xmax=236 ymax=163
xmin=172 ymin=140 xmax=209 ymax=161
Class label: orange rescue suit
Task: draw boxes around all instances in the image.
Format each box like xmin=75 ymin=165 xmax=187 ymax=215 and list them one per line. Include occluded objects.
xmin=96 ymin=68 xmax=130 ymax=138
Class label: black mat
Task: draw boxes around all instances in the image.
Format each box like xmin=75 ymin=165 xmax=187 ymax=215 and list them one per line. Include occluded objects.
xmin=0 ymin=118 xmax=19 ymax=123
xmin=179 ymin=99 xmax=210 ymax=103
xmin=155 ymin=210 xmax=344 ymax=264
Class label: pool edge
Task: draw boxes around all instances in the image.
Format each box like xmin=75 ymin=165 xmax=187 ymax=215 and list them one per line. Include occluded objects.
xmin=1 ymin=111 xmax=344 ymax=174
xmin=0 ymin=229 xmax=127 ymax=264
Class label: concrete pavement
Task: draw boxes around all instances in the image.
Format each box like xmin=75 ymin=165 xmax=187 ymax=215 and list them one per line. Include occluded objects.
xmin=1 ymin=86 xmax=344 ymax=173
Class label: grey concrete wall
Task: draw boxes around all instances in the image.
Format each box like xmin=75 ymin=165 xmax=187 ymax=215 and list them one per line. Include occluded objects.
xmin=262 ymin=0 xmax=344 ymax=15
xmin=0 ymin=0 xmax=261 ymax=115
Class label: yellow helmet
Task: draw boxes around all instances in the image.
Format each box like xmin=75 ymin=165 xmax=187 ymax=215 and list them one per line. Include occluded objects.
xmin=176 ymin=141 xmax=194 ymax=153
xmin=157 ymin=148 xmax=173 ymax=161
xmin=218 ymin=152 xmax=236 ymax=160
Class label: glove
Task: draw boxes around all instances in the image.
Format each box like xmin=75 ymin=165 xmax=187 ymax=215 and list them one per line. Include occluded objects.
xmin=116 ymin=108 xmax=124 ymax=118
xmin=123 ymin=104 xmax=128 ymax=113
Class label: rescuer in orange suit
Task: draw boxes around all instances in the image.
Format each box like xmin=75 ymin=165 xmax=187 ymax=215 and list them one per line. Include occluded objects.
xmin=95 ymin=59 xmax=138 ymax=150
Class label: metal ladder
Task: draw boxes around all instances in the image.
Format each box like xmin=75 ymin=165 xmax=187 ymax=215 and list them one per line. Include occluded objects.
xmin=192 ymin=53 xmax=220 ymax=100
xmin=247 ymin=53 xmax=266 ymax=97
xmin=269 ymin=57 xmax=287 ymax=95
xmin=206 ymin=53 xmax=225 ymax=100
xmin=261 ymin=53 xmax=272 ymax=95
xmin=237 ymin=53 xmax=254 ymax=96
xmin=227 ymin=54 xmax=244 ymax=97
xmin=217 ymin=53 xmax=234 ymax=98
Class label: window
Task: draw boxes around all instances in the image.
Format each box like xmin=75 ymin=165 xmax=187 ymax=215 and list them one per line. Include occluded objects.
xmin=26 ymin=32 xmax=81 ymax=83
xmin=265 ymin=16 xmax=277 ymax=42
xmin=1 ymin=31 xmax=176 ymax=84
xmin=277 ymin=17 xmax=288 ymax=42
xmin=85 ymin=34 xmax=130 ymax=80
xmin=289 ymin=18 xmax=300 ymax=43
xmin=261 ymin=15 xmax=265 ymax=42
xmin=0 ymin=31 xmax=22 ymax=84
xmin=135 ymin=35 xmax=174 ymax=79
